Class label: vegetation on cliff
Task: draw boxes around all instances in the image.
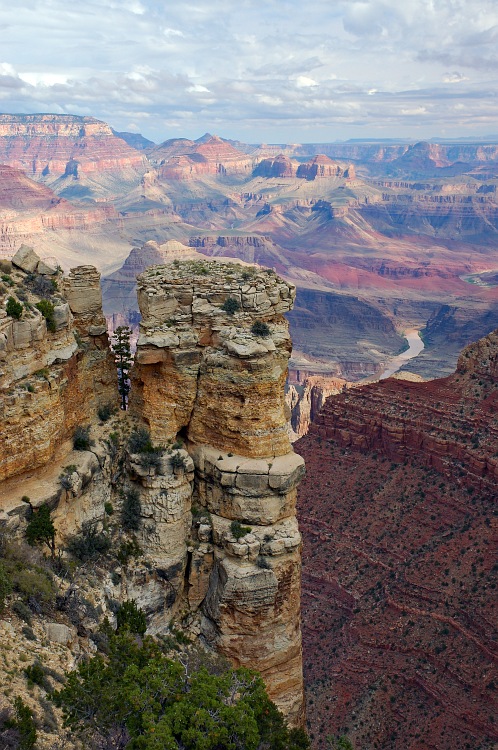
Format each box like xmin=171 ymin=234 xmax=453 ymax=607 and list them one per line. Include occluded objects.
xmin=0 ymin=530 xmax=310 ymax=750
xmin=53 ymin=629 xmax=310 ymax=750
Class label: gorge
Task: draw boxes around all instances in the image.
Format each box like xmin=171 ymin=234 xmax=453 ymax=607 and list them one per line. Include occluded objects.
xmin=0 ymin=113 xmax=497 ymax=749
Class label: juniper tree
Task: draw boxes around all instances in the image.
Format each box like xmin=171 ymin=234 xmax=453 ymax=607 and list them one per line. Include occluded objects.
xmin=25 ymin=504 xmax=56 ymax=558
xmin=111 ymin=326 xmax=133 ymax=410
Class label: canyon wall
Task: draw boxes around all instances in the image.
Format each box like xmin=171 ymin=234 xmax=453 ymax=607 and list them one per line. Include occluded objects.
xmin=310 ymin=329 xmax=498 ymax=494
xmin=295 ymin=328 xmax=498 ymax=750
xmin=0 ymin=250 xmax=116 ymax=482
xmin=0 ymin=255 xmax=306 ymax=728
xmin=0 ymin=114 xmax=147 ymax=178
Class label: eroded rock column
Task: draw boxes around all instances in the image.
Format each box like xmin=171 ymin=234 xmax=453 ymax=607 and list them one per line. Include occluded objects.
xmin=131 ymin=260 xmax=305 ymax=725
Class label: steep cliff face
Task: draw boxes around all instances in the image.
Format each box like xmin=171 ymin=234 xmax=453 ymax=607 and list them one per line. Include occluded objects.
xmin=296 ymin=155 xmax=355 ymax=181
xmin=310 ymin=329 xmax=498 ymax=493
xmin=295 ymin=328 xmax=498 ymax=749
xmin=131 ymin=260 xmax=305 ymax=723
xmin=253 ymin=154 xmax=296 ymax=178
xmin=286 ymin=375 xmax=347 ymax=438
xmin=0 ymin=250 xmax=116 ymax=482
xmin=0 ymin=114 xmax=147 ymax=179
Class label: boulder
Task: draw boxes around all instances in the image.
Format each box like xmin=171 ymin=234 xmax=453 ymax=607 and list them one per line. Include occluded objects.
xmin=45 ymin=622 xmax=74 ymax=644
xmin=11 ymin=244 xmax=40 ymax=273
xmin=36 ymin=259 xmax=57 ymax=275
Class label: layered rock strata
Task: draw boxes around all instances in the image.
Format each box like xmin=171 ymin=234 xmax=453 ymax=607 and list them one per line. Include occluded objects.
xmin=0 ymin=114 xmax=146 ymax=178
xmin=295 ymin=328 xmax=498 ymax=749
xmin=149 ymin=135 xmax=254 ymax=180
xmin=124 ymin=447 xmax=196 ymax=630
xmin=0 ymin=252 xmax=116 ymax=481
xmin=131 ymin=260 xmax=306 ymax=724
xmin=286 ymin=375 xmax=347 ymax=438
xmin=311 ymin=329 xmax=498 ymax=494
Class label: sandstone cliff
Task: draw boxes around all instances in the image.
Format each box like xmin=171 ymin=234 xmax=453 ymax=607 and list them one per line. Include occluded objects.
xmin=130 ymin=260 xmax=305 ymax=723
xmin=296 ymin=155 xmax=355 ymax=181
xmin=0 ymin=114 xmax=147 ymax=180
xmin=0 ymin=249 xmax=116 ymax=483
xmin=0 ymin=256 xmax=306 ymax=729
xmin=286 ymin=375 xmax=347 ymax=438
xmin=253 ymin=154 xmax=296 ymax=178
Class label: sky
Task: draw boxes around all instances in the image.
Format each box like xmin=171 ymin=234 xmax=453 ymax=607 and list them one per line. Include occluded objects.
xmin=1 ymin=0 xmax=497 ymax=144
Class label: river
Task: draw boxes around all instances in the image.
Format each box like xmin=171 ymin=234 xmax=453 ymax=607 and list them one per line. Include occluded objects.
xmin=378 ymin=329 xmax=424 ymax=380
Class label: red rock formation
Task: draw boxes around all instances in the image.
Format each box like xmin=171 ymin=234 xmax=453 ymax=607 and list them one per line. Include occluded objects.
xmin=311 ymin=330 xmax=498 ymax=492
xmin=295 ymin=328 xmax=498 ymax=749
xmin=253 ymin=154 xmax=295 ymax=178
xmin=0 ymin=114 xmax=147 ymax=178
xmin=149 ymin=136 xmax=253 ymax=180
xmin=0 ymin=165 xmax=66 ymax=211
xmin=296 ymin=155 xmax=355 ymax=181
xmin=0 ymin=164 xmax=118 ymax=259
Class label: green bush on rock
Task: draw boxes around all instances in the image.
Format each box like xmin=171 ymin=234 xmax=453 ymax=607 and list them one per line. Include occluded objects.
xmin=53 ymin=631 xmax=310 ymax=750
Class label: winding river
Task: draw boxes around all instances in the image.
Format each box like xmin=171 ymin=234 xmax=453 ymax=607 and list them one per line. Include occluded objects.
xmin=378 ymin=329 xmax=424 ymax=380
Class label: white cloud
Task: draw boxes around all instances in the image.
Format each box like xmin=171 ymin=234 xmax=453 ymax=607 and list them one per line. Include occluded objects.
xmin=442 ymin=72 xmax=469 ymax=83
xmin=294 ymin=76 xmax=319 ymax=88
xmin=0 ymin=0 xmax=496 ymax=141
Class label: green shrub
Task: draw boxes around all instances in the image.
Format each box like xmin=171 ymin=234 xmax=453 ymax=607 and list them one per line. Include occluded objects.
xmin=25 ymin=272 xmax=55 ymax=298
xmin=66 ymin=523 xmax=111 ymax=562
xmin=116 ymin=537 xmax=142 ymax=566
xmin=230 ymin=520 xmax=252 ymax=540
xmin=24 ymin=661 xmax=45 ymax=687
xmin=11 ymin=566 xmax=55 ymax=606
xmin=251 ymin=321 xmax=271 ymax=337
xmin=170 ymin=451 xmax=189 ymax=470
xmin=13 ymin=697 xmax=37 ymax=750
xmin=13 ymin=600 xmax=32 ymax=625
xmin=0 ymin=562 xmax=12 ymax=612
xmin=98 ymin=403 xmax=115 ymax=422
xmin=25 ymin=504 xmax=56 ymax=556
xmin=35 ymin=299 xmax=56 ymax=332
xmin=22 ymin=625 xmax=36 ymax=641
xmin=73 ymin=425 xmax=93 ymax=451
xmin=221 ymin=296 xmax=241 ymax=315
xmin=6 ymin=296 xmax=23 ymax=320
xmin=121 ymin=488 xmax=141 ymax=531
xmin=104 ymin=501 xmax=114 ymax=516
xmin=116 ymin=600 xmax=147 ymax=636
xmin=128 ymin=428 xmax=152 ymax=453
xmin=0 ymin=544 xmax=55 ymax=612
xmin=52 ymin=631 xmax=310 ymax=750
xmin=136 ymin=451 xmax=162 ymax=473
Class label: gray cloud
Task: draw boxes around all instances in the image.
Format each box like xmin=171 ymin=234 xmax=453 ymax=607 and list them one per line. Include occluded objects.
xmin=0 ymin=0 xmax=497 ymax=141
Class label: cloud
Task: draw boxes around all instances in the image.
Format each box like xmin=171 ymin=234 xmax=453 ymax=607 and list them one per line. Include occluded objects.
xmin=0 ymin=0 xmax=497 ymax=141
xmin=442 ymin=72 xmax=469 ymax=83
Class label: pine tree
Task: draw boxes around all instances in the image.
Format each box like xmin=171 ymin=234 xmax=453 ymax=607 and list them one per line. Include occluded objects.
xmin=111 ymin=326 xmax=133 ymax=410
